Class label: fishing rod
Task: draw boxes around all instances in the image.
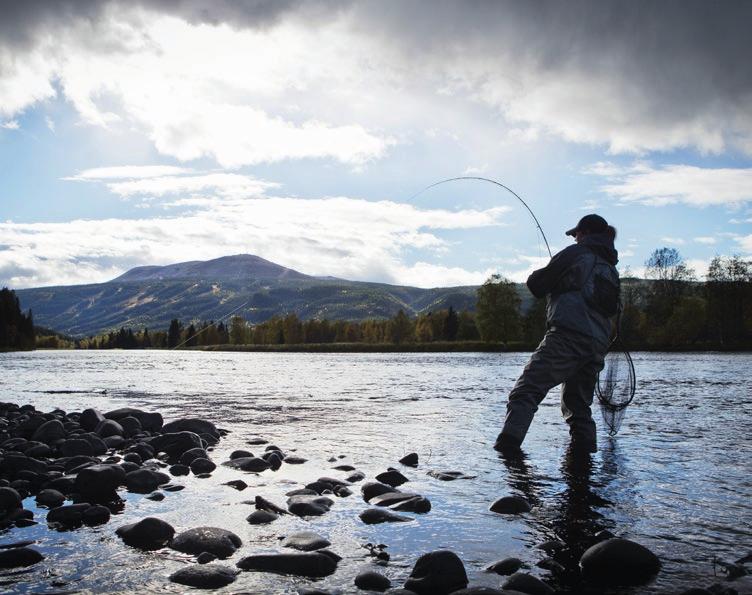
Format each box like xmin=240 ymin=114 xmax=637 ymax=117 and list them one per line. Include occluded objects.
xmin=170 ymin=298 xmax=250 ymax=350
xmin=408 ymin=176 xmax=553 ymax=259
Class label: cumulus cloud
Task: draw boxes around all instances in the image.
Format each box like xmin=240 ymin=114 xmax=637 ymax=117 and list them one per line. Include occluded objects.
xmin=587 ymin=162 xmax=752 ymax=207
xmin=1 ymin=120 xmax=20 ymax=129
xmin=0 ymin=192 xmax=511 ymax=289
xmin=694 ymin=236 xmax=717 ymax=245
xmin=2 ymin=0 xmax=752 ymax=164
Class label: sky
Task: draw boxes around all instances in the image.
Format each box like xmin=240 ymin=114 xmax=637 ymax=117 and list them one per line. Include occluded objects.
xmin=1 ymin=0 xmax=751 ymax=289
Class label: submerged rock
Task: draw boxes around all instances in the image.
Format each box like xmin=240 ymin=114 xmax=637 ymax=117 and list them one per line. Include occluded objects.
xmin=170 ymin=527 xmax=242 ymax=558
xmin=359 ymin=508 xmax=412 ymax=525
xmin=399 ymin=452 xmax=419 ymax=467
xmin=223 ymin=457 xmax=271 ymax=472
xmin=125 ymin=468 xmax=170 ymax=494
xmin=355 ymin=569 xmax=391 ymax=591
xmin=376 ymin=469 xmax=409 ymax=487
xmin=287 ymin=495 xmax=333 ymax=517
xmin=236 ymin=551 xmax=339 ymax=577
xmin=579 ymin=538 xmax=660 ymax=586
xmin=485 ymin=557 xmax=524 ymax=575
xmin=489 ymin=496 xmax=531 ymax=514
xmin=224 ymin=480 xmax=248 ymax=491
xmin=117 ymin=517 xmax=175 ymax=550
xmin=169 ymin=564 xmax=237 ymax=589
xmin=246 ymin=510 xmax=278 ymax=525
xmin=427 ymin=470 xmax=476 ymax=481
xmin=404 ymin=550 xmax=468 ymax=595
xmin=501 ymin=572 xmax=554 ymax=595
xmin=0 ymin=546 xmax=44 ymax=568
xmin=362 ymin=482 xmax=398 ymax=502
xmin=282 ymin=531 xmax=331 ymax=551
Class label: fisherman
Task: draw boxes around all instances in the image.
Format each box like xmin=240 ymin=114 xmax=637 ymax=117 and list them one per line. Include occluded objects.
xmin=495 ymin=214 xmax=620 ymax=455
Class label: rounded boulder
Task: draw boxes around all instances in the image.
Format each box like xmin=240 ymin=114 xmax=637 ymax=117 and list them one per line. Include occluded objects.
xmin=580 ymin=538 xmax=660 ymax=586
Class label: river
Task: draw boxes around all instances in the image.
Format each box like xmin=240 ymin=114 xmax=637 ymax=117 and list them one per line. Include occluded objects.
xmin=1 ymin=350 xmax=750 ymax=593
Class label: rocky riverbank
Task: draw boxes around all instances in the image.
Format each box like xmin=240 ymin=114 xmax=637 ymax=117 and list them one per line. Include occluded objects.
xmin=0 ymin=401 xmax=747 ymax=594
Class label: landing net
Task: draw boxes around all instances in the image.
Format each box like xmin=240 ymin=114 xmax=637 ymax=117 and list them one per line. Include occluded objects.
xmin=596 ymin=342 xmax=636 ymax=436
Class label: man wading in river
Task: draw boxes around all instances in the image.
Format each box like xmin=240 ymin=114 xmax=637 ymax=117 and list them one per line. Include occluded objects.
xmin=495 ymin=214 xmax=620 ymax=455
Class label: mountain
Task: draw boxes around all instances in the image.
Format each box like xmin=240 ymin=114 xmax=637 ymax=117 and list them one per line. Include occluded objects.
xmin=113 ymin=254 xmax=311 ymax=282
xmin=15 ymin=254 xmax=489 ymax=337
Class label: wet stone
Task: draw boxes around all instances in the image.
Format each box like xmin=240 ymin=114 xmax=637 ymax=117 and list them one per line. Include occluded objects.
xmin=163 ymin=484 xmax=184 ymax=492
xmin=579 ymin=538 xmax=661 ymax=586
xmin=197 ymin=552 xmax=217 ymax=564
xmin=146 ymin=491 xmax=165 ymax=501
xmin=333 ymin=464 xmax=355 ymax=471
xmin=116 ymin=517 xmax=175 ymax=550
xmin=190 ymin=458 xmax=216 ymax=474
xmin=362 ymin=482 xmax=398 ymax=502
xmin=169 ymin=464 xmax=190 ymax=476
xmin=490 ymin=495 xmax=531 ymax=514
xmin=282 ymin=531 xmax=331 ymax=551
xmin=375 ymin=469 xmax=409 ymax=487
xmin=170 ymin=527 xmax=242 ymax=558
xmin=284 ymin=456 xmax=307 ymax=464
xmin=347 ymin=471 xmax=366 ymax=483
xmin=355 ymin=570 xmax=391 ymax=591
xmin=287 ymin=495 xmax=333 ymax=517
xmin=125 ymin=468 xmax=170 ymax=494
xmin=236 ymin=551 xmax=340 ymax=577
xmin=82 ymin=504 xmax=110 ymax=526
xmin=0 ymin=546 xmax=44 ymax=568
xmin=229 ymin=450 xmax=252 ymax=460
xmin=427 ymin=470 xmax=476 ymax=481
xmin=47 ymin=503 xmax=90 ymax=528
xmin=359 ymin=508 xmax=412 ymax=525
xmin=224 ymin=480 xmax=248 ymax=491
xmin=0 ymin=487 xmax=22 ymax=511
xmin=169 ymin=564 xmax=237 ymax=589
xmin=501 ymin=572 xmax=554 ymax=595
xmin=404 ymin=550 xmax=468 ymax=595
xmin=179 ymin=447 xmax=209 ymax=466
xmin=246 ymin=510 xmax=278 ymax=525
xmin=399 ymin=452 xmax=419 ymax=467
xmin=223 ymin=457 xmax=271 ymax=472
xmin=485 ymin=557 xmax=524 ymax=575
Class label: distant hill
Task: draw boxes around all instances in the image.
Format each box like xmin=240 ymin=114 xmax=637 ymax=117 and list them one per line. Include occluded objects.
xmin=15 ymin=254 xmax=495 ymax=337
xmin=113 ymin=254 xmax=312 ymax=282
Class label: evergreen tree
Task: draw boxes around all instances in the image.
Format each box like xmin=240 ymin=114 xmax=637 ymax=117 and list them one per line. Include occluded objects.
xmin=167 ymin=318 xmax=182 ymax=348
xmin=442 ymin=306 xmax=459 ymax=341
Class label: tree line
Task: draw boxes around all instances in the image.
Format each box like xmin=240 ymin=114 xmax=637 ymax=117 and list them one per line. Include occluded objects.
xmin=0 ymin=288 xmax=35 ymax=350
xmin=7 ymin=248 xmax=751 ymax=351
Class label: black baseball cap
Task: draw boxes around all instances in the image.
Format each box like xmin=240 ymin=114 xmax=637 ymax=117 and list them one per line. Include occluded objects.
xmin=565 ymin=214 xmax=608 ymax=237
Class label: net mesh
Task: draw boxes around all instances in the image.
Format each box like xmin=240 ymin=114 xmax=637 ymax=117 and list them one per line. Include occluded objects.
xmin=596 ymin=344 xmax=636 ymax=436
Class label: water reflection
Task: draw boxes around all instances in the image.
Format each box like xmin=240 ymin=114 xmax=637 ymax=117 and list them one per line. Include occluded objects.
xmin=499 ymin=444 xmax=623 ymax=592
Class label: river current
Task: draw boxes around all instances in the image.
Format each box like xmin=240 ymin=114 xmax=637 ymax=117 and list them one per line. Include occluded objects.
xmin=0 ymin=350 xmax=750 ymax=594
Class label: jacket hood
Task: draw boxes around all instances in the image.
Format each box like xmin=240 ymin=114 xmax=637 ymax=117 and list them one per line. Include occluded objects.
xmin=581 ymin=232 xmax=618 ymax=265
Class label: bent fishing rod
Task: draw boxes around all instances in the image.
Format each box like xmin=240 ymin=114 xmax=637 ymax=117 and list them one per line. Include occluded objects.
xmin=408 ymin=176 xmax=552 ymax=259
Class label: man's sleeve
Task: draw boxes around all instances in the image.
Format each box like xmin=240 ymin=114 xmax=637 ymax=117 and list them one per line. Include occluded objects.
xmin=526 ymin=245 xmax=583 ymax=298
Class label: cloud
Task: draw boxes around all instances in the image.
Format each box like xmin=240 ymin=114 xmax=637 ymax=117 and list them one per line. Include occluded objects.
xmin=0 ymin=192 xmax=511 ymax=289
xmin=1 ymin=120 xmax=20 ymax=129
xmin=67 ymin=165 xmax=194 ymax=180
xmin=587 ymin=162 xmax=752 ymax=206
xmin=661 ymin=237 xmax=686 ymax=246
xmin=694 ymin=236 xmax=717 ymax=245
xmin=2 ymin=1 xmax=752 ymax=164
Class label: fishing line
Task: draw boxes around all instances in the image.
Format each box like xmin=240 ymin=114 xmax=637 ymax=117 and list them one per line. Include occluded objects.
xmin=170 ymin=298 xmax=250 ymax=350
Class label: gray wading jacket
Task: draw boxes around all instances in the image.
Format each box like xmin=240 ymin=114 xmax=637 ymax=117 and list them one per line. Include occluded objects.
xmin=527 ymin=232 xmax=620 ymax=347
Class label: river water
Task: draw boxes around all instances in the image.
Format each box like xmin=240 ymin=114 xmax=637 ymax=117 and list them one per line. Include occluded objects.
xmin=0 ymin=350 xmax=750 ymax=594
